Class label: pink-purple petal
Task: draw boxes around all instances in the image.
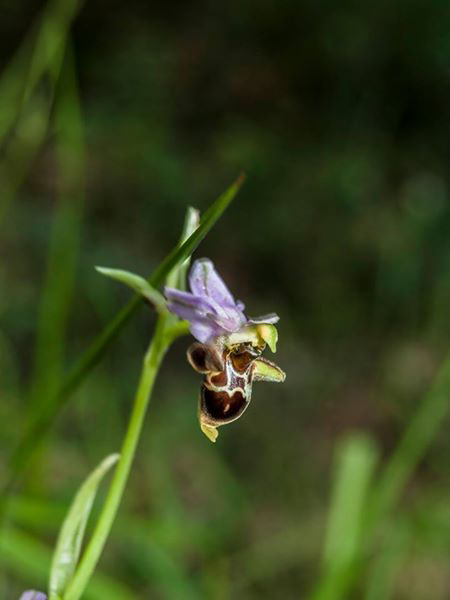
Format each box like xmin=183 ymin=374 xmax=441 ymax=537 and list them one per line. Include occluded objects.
xmin=189 ymin=259 xmax=237 ymax=308
xmin=190 ymin=321 xmax=223 ymax=343
xmin=236 ymin=299 xmax=245 ymax=311
xmin=217 ymin=306 xmax=247 ymax=331
xmin=165 ymin=259 xmax=279 ymax=344
xmin=247 ymin=313 xmax=280 ymax=325
xmin=19 ymin=593 xmax=47 ymax=600
xmin=166 ymin=301 xmax=203 ymax=324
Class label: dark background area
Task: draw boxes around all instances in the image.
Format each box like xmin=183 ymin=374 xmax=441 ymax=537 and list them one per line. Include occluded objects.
xmin=1 ymin=1 xmax=449 ymax=598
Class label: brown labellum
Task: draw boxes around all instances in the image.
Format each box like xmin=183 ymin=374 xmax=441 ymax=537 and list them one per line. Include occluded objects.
xmin=187 ymin=341 xmax=285 ymax=442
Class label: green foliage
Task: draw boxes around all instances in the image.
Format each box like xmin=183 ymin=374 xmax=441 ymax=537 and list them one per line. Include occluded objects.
xmin=48 ymin=454 xmax=119 ymax=600
xmin=6 ymin=173 xmax=244 ymax=487
xmin=165 ymin=206 xmax=200 ymax=291
xmin=1 ymin=0 xmax=450 ymax=598
xmin=95 ymin=267 xmax=166 ymax=312
xmin=0 ymin=0 xmax=83 ymax=222
xmin=312 ymin=435 xmax=379 ymax=600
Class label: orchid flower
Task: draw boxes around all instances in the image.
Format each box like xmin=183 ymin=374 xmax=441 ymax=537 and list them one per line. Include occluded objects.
xmin=97 ymin=256 xmax=285 ymax=442
xmin=165 ymin=259 xmax=286 ymax=442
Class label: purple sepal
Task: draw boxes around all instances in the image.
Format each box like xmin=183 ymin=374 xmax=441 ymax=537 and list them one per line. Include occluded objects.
xmin=165 ymin=258 xmax=279 ymax=344
xmin=189 ymin=258 xmax=237 ymax=307
xmin=19 ymin=592 xmax=47 ymax=600
xmin=247 ymin=313 xmax=279 ymax=325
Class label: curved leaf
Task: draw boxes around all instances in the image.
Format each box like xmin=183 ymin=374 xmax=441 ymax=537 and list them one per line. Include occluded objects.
xmin=95 ymin=267 xmax=166 ymax=311
xmin=48 ymin=454 xmax=119 ymax=600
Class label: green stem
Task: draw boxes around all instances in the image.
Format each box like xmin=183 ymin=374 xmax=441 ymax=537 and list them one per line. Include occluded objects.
xmin=63 ymin=314 xmax=174 ymax=600
xmin=6 ymin=174 xmax=243 ymax=489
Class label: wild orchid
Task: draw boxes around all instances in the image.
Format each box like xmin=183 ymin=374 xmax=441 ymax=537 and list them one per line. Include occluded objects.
xmin=165 ymin=258 xmax=286 ymax=441
xmin=95 ymin=255 xmax=286 ymax=443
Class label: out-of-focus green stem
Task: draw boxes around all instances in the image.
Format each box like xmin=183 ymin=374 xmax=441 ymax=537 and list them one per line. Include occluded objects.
xmin=0 ymin=0 xmax=83 ymax=142
xmin=366 ymin=352 xmax=450 ymax=530
xmin=29 ymin=45 xmax=84 ymax=422
xmin=63 ymin=313 xmax=185 ymax=600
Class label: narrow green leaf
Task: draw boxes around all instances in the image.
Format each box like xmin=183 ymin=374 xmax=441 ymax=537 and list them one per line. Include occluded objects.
xmin=95 ymin=267 xmax=166 ymax=311
xmin=149 ymin=175 xmax=244 ymax=289
xmin=322 ymin=435 xmax=378 ymax=571
xmin=364 ymin=518 xmax=410 ymax=600
xmin=310 ymin=434 xmax=379 ymax=600
xmin=48 ymin=454 xmax=119 ymax=599
xmin=166 ymin=205 xmax=200 ymax=290
xmin=5 ymin=174 xmax=244 ymax=488
xmin=0 ymin=0 xmax=82 ymax=142
xmin=0 ymin=91 xmax=54 ymax=224
xmin=27 ymin=44 xmax=84 ymax=433
xmin=0 ymin=1 xmax=84 ymax=223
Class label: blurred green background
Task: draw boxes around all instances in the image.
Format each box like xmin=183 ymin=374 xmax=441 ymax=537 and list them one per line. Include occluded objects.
xmin=1 ymin=0 xmax=450 ymax=598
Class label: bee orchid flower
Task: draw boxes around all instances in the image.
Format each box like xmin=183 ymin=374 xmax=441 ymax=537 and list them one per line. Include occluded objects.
xmin=165 ymin=259 xmax=286 ymax=442
xmin=19 ymin=592 xmax=47 ymax=600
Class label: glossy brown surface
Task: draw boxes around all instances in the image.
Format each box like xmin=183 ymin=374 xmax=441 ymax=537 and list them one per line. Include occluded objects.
xmin=187 ymin=342 xmax=224 ymax=373
xmin=230 ymin=350 xmax=256 ymax=373
xmin=201 ymin=386 xmax=247 ymax=421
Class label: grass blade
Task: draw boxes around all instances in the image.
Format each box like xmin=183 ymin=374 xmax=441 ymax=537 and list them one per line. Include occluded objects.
xmin=367 ymin=354 xmax=450 ymax=529
xmin=364 ymin=518 xmax=410 ymax=600
xmin=0 ymin=0 xmax=82 ymax=142
xmin=0 ymin=91 xmax=54 ymax=224
xmin=310 ymin=434 xmax=379 ymax=600
xmin=165 ymin=206 xmax=200 ymax=290
xmin=95 ymin=267 xmax=166 ymax=311
xmin=28 ymin=44 xmax=84 ymax=422
xmin=48 ymin=454 xmax=119 ymax=599
xmin=0 ymin=0 xmax=83 ymax=224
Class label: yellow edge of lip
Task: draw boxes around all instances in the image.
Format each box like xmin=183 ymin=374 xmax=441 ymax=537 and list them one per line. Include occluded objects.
xmin=200 ymin=421 xmax=218 ymax=443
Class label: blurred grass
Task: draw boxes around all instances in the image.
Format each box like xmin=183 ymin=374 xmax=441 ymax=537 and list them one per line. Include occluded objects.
xmin=26 ymin=45 xmax=84 ymax=492
xmin=0 ymin=0 xmax=81 ymax=139
xmin=0 ymin=527 xmax=134 ymax=600
xmin=0 ymin=91 xmax=53 ymax=224
xmin=311 ymin=434 xmax=379 ymax=600
xmin=368 ymin=352 xmax=450 ymax=530
xmin=0 ymin=0 xmax=83 ymax=222
xmin=364 ymin=517 xmax=410 ymax=600
xmin=309 ymin=349 xmax=450 ymax=599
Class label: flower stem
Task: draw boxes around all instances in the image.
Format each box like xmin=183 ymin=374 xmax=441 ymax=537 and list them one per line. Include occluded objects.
xmin=6 ymin=175 xmax=243 ymax=491
xmin=63 ymin=314 xmax=175 ymax=600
